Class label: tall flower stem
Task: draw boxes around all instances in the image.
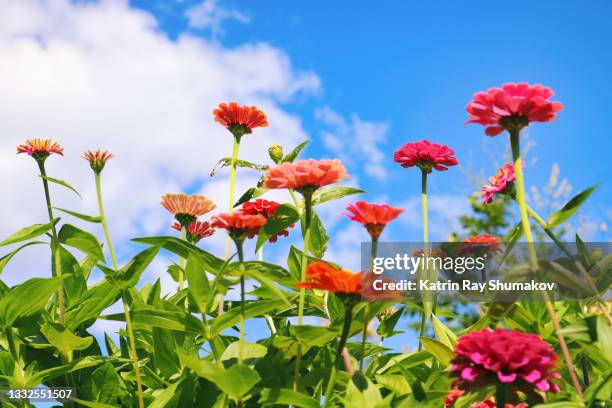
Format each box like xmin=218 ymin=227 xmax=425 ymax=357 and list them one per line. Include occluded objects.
xmin=178 ymin=226 xmax=187 ymax=290
xmin=418 ymin=169 xmax=429 ymax=351
xmin=236 ymin=240 xmax=246 ymax=364
xmin=495 ymin=383 xmax=508 ymax=408
xmin=37 ymin=161 xmax=65 ymax=325
xmin=324 ymin=303 xmax=355 ymax=408
xmin=359 ymin=237 xmax=378 ymax=371
xmin=509 ymin=130 xmax=583 ymax=398
xmin=95 ymin=173 xmax=145 ymax=408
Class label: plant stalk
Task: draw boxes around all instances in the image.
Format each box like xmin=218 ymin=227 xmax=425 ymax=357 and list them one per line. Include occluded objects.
xmin=178 ymin=226 xmax=186 ymax=290
xmin=324 ymin=303 xmax=354 ymax=407
xmin=359 ymin=237 xmax=378 ymax=371
xmin=418 ymin=169 xmax=429 ymax=350
xmin=236 ymin=240 xmax=246 ymax=364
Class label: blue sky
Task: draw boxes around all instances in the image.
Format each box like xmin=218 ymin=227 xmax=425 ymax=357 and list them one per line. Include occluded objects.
xmin=131 ymin=0 xmax=612 ymax=241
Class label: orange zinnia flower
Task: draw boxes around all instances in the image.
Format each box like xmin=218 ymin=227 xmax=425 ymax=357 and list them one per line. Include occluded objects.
xmin=297 ymin=261 xmax=362 ymax=296
xmin=461 ymin=234 xmax=502 ymax=255
xmin=344 ymin=201 xmax=404 ymax=240
xmin=161 ymin=193 xmax=216 ymax=226
xmin=213 ymin=102 xmax=268 ymax=139
xmin=263 ymin=159 xmax=349 ymax=193
xmin=17 ymin=138 xmax=63 ymax=160
xmin=211 ymin=211 xmax=267 ymax=242
xmin=83 ymin=149 xmax=114 ymax=173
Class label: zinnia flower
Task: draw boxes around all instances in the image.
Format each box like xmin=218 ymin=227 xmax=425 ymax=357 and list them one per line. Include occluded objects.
xmin=161 ymin=193 xmax=216 ymax=227
xmin=466 ymin=83 xmax=563 ymax=136
xmin=83 ymin=149 xmax=114 ymax=173
xmin=481 ymin=162 xmax=524 ymax=204
xmin=450 ymin=329 xmax=560 ymax=400
xmin=394 ymin=140 xmax=458 ymax=173
xmin=213 ymin=102 xmax=268 ymax=139
xmin=172 ymin=221 xmax=215 ymax=243
xmin=343 ymin=201 xmax=404 ymax=240
xmin=297 ymin=261 xmax=362 ymax=298
xmin=263 ymin=159 xmax=349 ymax=194
xmin=461 ymin=234 xmax=502 ymax=255
xmin=445 ymin=390 xmax=528 ymax=408
xmin=17 ymin=138 xmax=63 ymax=160
xmin=241 ymin=199 xmax=294 ymax=242
xmin=211 ymin=211 xmax=267 ymax=242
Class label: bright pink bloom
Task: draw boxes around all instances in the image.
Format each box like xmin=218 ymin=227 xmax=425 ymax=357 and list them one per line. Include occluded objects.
xmin=343 ymin=201 xmax=404 ymax=239
xmin=481 ymin=162 xmax=524 ymax=204
xmin=263 ymin=159 xmax=349 ymax=192
xmin=451 ymin=329 xmax=560 ymax=399
xmin=394 ymin=140 xmax=458 ymax=173
xmin=211 ymin=211 xmax=267 ymax=241
xmin=445 ymin=389 xmax=528 ymax=408
xmin=17 ymin=138 xmax=64 ymax=158
xmin=172 ymin=221 xmax=215 ymax=242
xmin=241 ymin=199 xmax=294 ymax=243
xmin=466 ymin=83 xmax=563 ymax=136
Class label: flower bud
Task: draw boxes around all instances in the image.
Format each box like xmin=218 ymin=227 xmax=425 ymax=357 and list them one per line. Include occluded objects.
xmin=268 ymin=144 xmax=283 ymax=164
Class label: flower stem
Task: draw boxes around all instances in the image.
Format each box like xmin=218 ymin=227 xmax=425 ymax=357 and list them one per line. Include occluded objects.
xmin=236 ymin=240 xmax=246 ymax=364
xmin=495 ymin=383 xmax=507 ymax=408
xmin=95 ymin=173 xmax=145 ymax=408
xmin=418 ymin=169 xmax=429 ymax=351
xmin=178 ymin=226 xmax=186 ymax=290
xmin=37 ymin=161 xmax=65 ymax=325
xmin=324 ymin=303 xmax=354 ymax=407
xmin=509 ymin=129 xmax=583 ymax=398
xmin=359 ymin=237 xmax=378 ymax=371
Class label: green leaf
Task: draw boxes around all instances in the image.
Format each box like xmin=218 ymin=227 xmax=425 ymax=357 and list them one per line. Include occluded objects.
xmin=234 ymin=186 xmax=268 ymax=208
xmin=132 ymin=236 xmax=224 ymax=273
xmin=54 ymin=207 xmax=102 ymax=223
xmin=39 ymin=175 xmax=82 ymax=198
xmin=256 ymin=204 xmax=299 ymax=251
xmin=210 ymin=158 xmax=269 ymax=177
xmin=431 ymin=315 xmax=458 ymax=349
xmin=148 ymin=380 xmax=180 ymax=408
xmin=108 ymin=246 xmax=160 ymax=288
xmin=282 ymin=141 xmax=309 ymax=163
xmin=343 ymin=371 xmax=383 ymax=407
xmin=58 ymin=224 xmax=105 ymax=262
xmin=0 ymin=218 xmax=58 ymax=247
xmin=0 ymin=241 xmax=45 ymax=275
xmin=312 ymin=186 xmax=365 ymax=206
xmin=27 ymin=356 xmax=102 ymax=387
xmin=211 ymin=300 xmax=287 ymax=335
xmin=153 ymin=327 xmax=181 ymax=377
xmin=0 ymin=277 xmax=61 ymax=326
xmin=418 ymin=337 xmax=453 ymax=367
xmin=114 ymin=307 xmax=204 ymax=334
xmin=290 ymin=325 xmax=337 ymax=347
xmin=65 ymin=282 xmax=121 ymax=330
xmin=259 ymin=388 xmax=319 ymax=408
xmin=547 ymin=185 xmax=597 ymax=227
xmin=221 ymin=341 xmax=267 ymax=362
xmin=376 ymin=308 xmax=404 ymax=339
xmin=243 ymin=268 xmax=291 ymax=307
xmin=308 ymin=213 xmax=329 ymax=258
xmin=71 ymin=399 xmax=117 ymax=408
xmin=185 ymin=253 xmax=212 ymax=314
xmin=41 ymin=322 xmax=93 ymax=353
xmin=376 ymin=351 xmax=432 ymax=375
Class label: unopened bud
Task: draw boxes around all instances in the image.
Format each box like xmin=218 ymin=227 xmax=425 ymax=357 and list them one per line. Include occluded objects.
xmin=268 ymin=144 xmax=283 ymax=164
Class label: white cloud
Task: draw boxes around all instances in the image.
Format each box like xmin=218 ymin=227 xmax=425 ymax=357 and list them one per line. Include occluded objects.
xmin=185 ymin=0 xmax=250 ymax=37
xmin=398 ymin=194 xmax=471 ymax=241
xmin=315 ymin=106 xmax=389 ymax=180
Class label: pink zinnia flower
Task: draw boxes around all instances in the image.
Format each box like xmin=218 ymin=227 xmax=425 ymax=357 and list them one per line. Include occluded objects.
xmin=211 ymin=211 xmax=267 ymax=241
xmin=241 ymin=199 xmax=294 ymax=243
xmin=343 ymin=201 xmax=404 ymax=240
xmin=161 ymin=193 xmax=216 ymax=226
xmin=263 ymin=159 xmax=349 ymax=193
xmin=451 ymin=329 xmax=560 ymax=400
xmin=213 ymin=102 xmax=268 ymax=138
xmin=172 ymin=221 xmax=215 ymax=243
xmin=466 ymin=83 xmax=563 ymax=136
xmin=83 ymin=149 xmax=114 ymax=173
xmin=445 ymin=389 xmax=528 ymax=408
xmin=17 ymin=138 xmax=63 ymax=160
xmin=481 ymin=162 xmax=525 ymax=204
xmin=394 ymin=140 xmax=458 ymax=173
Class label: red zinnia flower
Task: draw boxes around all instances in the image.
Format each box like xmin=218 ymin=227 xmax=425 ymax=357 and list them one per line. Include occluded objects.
xmin=241 ymin=199 xmax=294 ymax=242
xmin=461 ymin=234 xmax=502 ymax=255
xmin=343 ymin=201 xmax=404 ymax=240
xmin=466 ymin=83 xmax=563 ymax=136
xmin=83 ymin=149 xmax=114 ymax=173
xmin=445 ymin=389 xmax=528 ymax=408
xmin=17 ymin=138 xmax=64 ymax=159
xmin=211 ymin=211 xmax=267 ymax=241
xmin=161 ymin=193 xmax=216 ymax=226
xmin=481 ymin=162 xmax=524 ymax=204
xmin=172 ymin=221 xmax=215 ymax=243
xmin=213 ymin=102 xmax=268 ymax=138
xmin=394 ymin=140 xmax=458 ymax=173
xmin=451 ymin=329 xmax=560 ymax=399
xmin=263 ymin=159 xmax=349 ymax=193
xmin=297 ymin=261 xmax=362 ymax=296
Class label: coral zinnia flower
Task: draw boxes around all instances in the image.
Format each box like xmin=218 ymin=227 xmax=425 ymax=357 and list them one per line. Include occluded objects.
xmin=172 ymin=221 xmax=215 ymax=243
xmin=211 ymin=211 xmax=267 ymax=242
xmin=297 ymin=261 xmax=362 ymax=296
xmin=263 ymin=159 xmax=349 ymax=193
xmin=83 ymin=149 xmax=114 ymax=173
xmin=213 ymin=102 xmax=269 ymax=139
xmin=481 ymin=161 xmax=524 ymax=204
xmin=466 ymin=83 xmax=563 ymax=136
xmin=450 ymin=329 xmax=560 ymax=400
xmin=394 ymin=140 xmax=458 ymax=173
xmin=161 ymin=193 xmax=216 ymax=227
xmin=343 ymin=201 xmax=404 ymax=240
xmin=461 ymin=234 xmax=502 ymax=255
xmin=17 ymin=138 xmax=64 ymax=160
xmin=241 ymin=199 xmax=294 ymax=243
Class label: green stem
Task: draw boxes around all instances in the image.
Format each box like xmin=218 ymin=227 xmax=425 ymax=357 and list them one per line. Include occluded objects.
xmin=495 ymin=383 xmax=507 ymax=408
xmin=418 ymin=169 xmax=429 ymax=351
xmin=4 ymin=327 xmax=18 ymax=359
xmin=509 ymin=129 xmax=583 ymax=398
xmin=95 ymin=172 xmax=145 ymax=408
xmin=37 ymin=161 xmax=65 ymax=325
xmin=178 ymin=226 xmax=186 ymax=290
xmin=359 ymin=238 xmax=378 ymax=371
xmin=236 ymin=240 xmax=246 ymax=364
xmin=324 ymin=303 xmax=354 ymax=407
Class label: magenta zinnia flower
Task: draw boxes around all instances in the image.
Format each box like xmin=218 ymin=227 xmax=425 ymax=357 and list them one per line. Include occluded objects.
xmin=241 ymin=199 xmax=294 ymax=243
xmin=481 ymin=161 xmax=524 ymax=204
xmin=343 ymin=201 xmax=404 ymax=240
xmin=451 ymin=329 xmax=560 ymax=400
xmin=466 ymin=83 xmax=563 ymax=136
xmin=394 ymin=140 xmax=458 ymax=173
